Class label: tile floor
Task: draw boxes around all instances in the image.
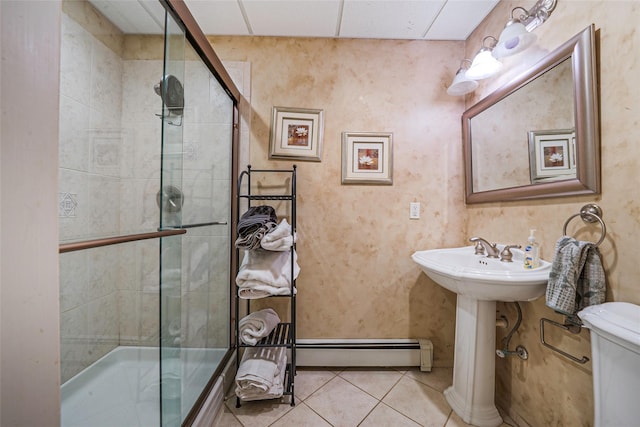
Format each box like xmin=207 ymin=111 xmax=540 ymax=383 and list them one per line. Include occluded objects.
xmin=217 ymin=367 xmax=515 ymax=427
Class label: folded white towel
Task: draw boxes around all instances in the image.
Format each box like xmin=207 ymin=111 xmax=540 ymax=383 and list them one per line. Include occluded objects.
xmin=238 ymin=285 xmax=297 ymax=299
xmin=261 ymin=218 xmax=295 ymax=251
xmin=239 ymin=308 xmax=281 ymax=345
xmin=236 ymin=249 xmax=300 ymax=299
xmin=235 ymin=346 xmax=287 ymax=401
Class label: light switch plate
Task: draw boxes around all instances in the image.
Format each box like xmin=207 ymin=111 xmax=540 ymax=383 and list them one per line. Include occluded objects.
xmin=410 ymin=202 xmax=420 ymax=219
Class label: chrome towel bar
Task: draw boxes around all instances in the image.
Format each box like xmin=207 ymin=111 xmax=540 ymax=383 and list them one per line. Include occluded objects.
xmin=539 ymin=203 xmax=606 ymax=364
xmin=562 ymin=203 xmax=606 ymax=246
xmin=540 ymin=318 xmax=589 ymax=364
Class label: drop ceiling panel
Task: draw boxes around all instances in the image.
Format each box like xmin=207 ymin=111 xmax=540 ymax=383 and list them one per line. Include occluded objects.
xmin=89 ymin=0 xmax=165 ymax=34
xmin=340 ymin=0 xmax=445 ymax=40
xmin=242 ymin=0 xmax=342 ymax=37
xmin=87 ymin=0 xmax=500 ymax=41
xmin=184 ymin=1 xmax=250 ymax=36
xmin=425 ymin=0 xmax=500 ymax=40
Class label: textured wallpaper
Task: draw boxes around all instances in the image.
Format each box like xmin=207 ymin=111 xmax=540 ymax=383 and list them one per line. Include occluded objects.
xmin=210 ymin=1 xmax=640 ymax=424
xmin=466 ymin=1 xmax=640 ymax=426
xmin=209 ymin=36 xmax=469 ymax=366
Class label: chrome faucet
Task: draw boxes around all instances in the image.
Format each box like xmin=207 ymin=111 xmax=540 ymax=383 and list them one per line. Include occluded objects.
xmin=469 ymin=237 xmax=500 ymax=258
xmin=499 ymin=245 xmax=522 ymax=262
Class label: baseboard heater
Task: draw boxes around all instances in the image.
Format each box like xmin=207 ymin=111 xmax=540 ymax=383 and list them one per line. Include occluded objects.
xmin=296 ymin=339 xmax=426 ymax=368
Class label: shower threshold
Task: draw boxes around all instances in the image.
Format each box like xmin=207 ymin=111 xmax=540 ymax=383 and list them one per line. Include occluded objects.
xmin=61 ymin=346 xmax=227 ymax=427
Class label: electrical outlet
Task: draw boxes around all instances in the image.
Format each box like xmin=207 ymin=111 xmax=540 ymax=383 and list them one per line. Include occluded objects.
xmin=410 ymin=202 xmax=420 ymax=219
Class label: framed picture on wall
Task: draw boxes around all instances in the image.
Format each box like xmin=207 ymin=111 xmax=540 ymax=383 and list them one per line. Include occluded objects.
xmin=341 ymin=132 xmax=393 ymax=185
xmin=528 ymin=129 xmax=576 ymax=182
xmin=269 ymin=106 xmax=324 ymax=162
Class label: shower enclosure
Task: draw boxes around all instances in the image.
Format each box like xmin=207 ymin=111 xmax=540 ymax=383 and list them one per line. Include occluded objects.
xmin=58 ymin=1 xmax=240 ymax=425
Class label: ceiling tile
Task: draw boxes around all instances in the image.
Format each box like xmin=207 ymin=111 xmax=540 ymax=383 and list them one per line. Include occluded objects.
xmin=425 ymin=0 xmax=500 ymax=40
xmin=340 ymin=0 xmax=445 ymax=39
xmin=88 ymin=0 xmax=500 ymax=41
xmin=89 ymin=0 xmax=166 ymax=34
xmin=184 ymin=0 xmax=250 ymax=36
xmin=241 ymin=0 xmax=342 ymax=37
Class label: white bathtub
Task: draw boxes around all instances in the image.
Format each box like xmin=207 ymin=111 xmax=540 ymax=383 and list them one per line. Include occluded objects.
xmin=61 ymin=346 xmax=227 ymax=427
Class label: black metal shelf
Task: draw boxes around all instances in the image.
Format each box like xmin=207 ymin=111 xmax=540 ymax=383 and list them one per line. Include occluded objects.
xmin=235 ymin=165 xmax=297 ymax=408
xmin=282 ymin=363 xmax=294 ymax=398
xmin=238 ymin=322 xmax=292 ymax=348
xmin=238 ymin=194 xmax=293 ymax=201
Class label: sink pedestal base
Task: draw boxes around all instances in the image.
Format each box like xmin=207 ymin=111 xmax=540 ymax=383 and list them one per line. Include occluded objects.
xmin=444 ymin=295 xmax=503 ymax=427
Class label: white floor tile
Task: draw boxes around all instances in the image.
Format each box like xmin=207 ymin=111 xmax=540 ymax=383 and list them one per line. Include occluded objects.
xmin=382 ymin=376 xmax=452 ymax=427
xmin=269 ymin=402 xmax=332 ymax=427
xmin=338 ymin=368 xmax=403 ymax=400
xmin=404 ymin=367 xmax=453 ymax=393
xmin=360 ymin=402 xmax=422 ymax=427
xmin=294 ymin=369 xmax=338 ymax=401
xmin=225 ymin=397 xmax=295 ymax=427
xmin=305 ymin=376 xmax=378 ymax=426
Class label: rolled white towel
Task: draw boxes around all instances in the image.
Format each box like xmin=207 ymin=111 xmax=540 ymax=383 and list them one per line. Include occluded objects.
xmin=239 ymin=308 xmax=281 ymax=345
xmin=261 ymin=218 xmax=295 ymax=251
xmin=235 ymin=346 xmax=287 ymax=401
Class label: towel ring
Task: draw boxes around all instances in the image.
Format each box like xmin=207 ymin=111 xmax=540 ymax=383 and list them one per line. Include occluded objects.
xmin=562 ymin=204 xmax=606 ymax=247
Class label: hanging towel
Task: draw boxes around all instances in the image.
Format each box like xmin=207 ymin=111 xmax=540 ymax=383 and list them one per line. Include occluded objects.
xmin=235 ymin=346 xmax=287 ymax=401
xmin=236 ymin=249 xmax=299 ymax=299
xmin=545 ymin=236 xmax=606 ymax=317
xmin=239 ymin=308 xmax=281 ymax=345
xmin=261 ymin=218 xmax=295 ymax=251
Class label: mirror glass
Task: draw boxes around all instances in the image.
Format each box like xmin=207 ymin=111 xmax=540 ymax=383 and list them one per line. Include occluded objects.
xmin=463 ymin=25 xmax=600 ymax=203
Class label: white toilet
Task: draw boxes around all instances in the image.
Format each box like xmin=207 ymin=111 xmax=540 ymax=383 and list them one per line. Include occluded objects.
xmin=578 ymin=302 xmax=640 ymax=427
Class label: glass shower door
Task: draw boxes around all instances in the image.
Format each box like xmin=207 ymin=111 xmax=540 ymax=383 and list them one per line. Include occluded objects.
xmin=159 ymin=8 xmax=234 ymax=425
xmin=158 ymin=9 xmax=186 ymax=426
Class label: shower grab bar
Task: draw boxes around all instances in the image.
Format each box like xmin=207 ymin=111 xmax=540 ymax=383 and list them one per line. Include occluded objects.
xmin=169 ymin=221 xmax=228 ymax=229
xmin=59 ymin=229 xmax=186 ymax=253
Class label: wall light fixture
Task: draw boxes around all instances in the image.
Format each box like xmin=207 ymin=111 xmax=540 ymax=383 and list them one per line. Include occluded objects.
xmin=465 ymin=36 xmax=503 ymax=80
xmin=446 ymin=0 xmax=558 ymax=96
xmin=447 ymin=60 xmax=479 ymax=96
xmin=492 ymin=7 xmax=537 ymax=59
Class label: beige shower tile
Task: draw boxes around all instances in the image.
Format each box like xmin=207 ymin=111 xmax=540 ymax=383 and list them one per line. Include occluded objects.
xmin=270 ymin=402 xmax=332 ymax=427
xmin=305 ymin=376 xmax=378 ymax=426
xmin=404 ymin=367 xmax=453 ymax=393
xmin=293 ymin=369 xmax=337 ymax=401
xmin=360 ymin=403 xmax=422 ymax=427
xmin=382 ymin=376 xmax=452 ymax=427
xmin=339 ymin=368 xmax=403 ymax=399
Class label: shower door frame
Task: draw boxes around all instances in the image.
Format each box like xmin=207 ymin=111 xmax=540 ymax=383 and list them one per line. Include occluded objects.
xmin=161 ymin=2 xmax=241 ymax=424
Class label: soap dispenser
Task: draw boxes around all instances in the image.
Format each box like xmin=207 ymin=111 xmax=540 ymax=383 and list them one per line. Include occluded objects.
xmin=523 ymin=229 xmax=540 ymax=269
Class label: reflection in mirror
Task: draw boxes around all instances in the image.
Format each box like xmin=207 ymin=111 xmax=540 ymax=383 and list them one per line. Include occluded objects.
xmin=463 ymin=25 xmax=600 ymax=203
xmin=472 ymin=59 xmax=574 ymax=192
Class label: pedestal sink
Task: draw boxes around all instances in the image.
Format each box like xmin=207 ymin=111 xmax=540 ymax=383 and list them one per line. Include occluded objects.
xmin=411 ymin=246 xmax=551 ymax=427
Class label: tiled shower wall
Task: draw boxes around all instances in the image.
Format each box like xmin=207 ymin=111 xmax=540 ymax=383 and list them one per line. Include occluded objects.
xmin=59 ymin=10 xmax=134 ymax=382
xmin=59 ymin=3 xmax=235 ymax=382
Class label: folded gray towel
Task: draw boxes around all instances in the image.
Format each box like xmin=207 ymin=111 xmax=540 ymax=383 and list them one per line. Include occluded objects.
xmin=236 ymin=205 xmax=278 ymax=249
xmin=546 ymin=236 xmax=606 ymax=317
